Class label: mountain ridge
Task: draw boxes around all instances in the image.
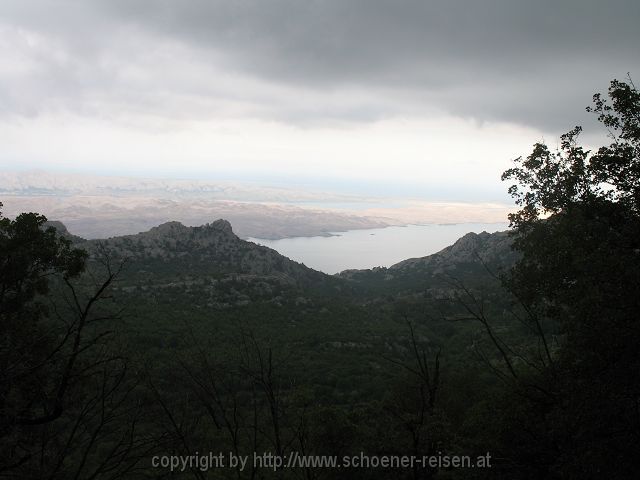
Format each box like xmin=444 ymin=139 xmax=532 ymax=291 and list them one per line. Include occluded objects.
xmin=45 ymin=219 xmax=516 ymax=284
xmin=338 ymin=229 xmax=515 ymax=276
xmin=67 ymin=219 xmax=331 ymax=293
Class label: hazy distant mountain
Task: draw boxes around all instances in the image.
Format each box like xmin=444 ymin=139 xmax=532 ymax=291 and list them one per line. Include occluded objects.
xmin=0 ymin=170 xmax=365 ymax=203
xmin=1 ymin=171 xmax=514 ymax=241
xmin=1 ymin=171 xmax=397 ymax=239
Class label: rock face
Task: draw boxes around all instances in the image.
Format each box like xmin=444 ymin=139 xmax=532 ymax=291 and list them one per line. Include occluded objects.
xmin=43 ymin=220 xmax=86 ymax=244
xmin=337 ymin=230 xmax=519 ymax=295
xmin=391 ymin=230 xmax=517 ymax=272
xmin=69 ymin=219 xmax=329 ymax=288
xmin=94 ymin=220 xmax=238 ymax=260
xmin=4 ymin=189 xmax=393 ymax=240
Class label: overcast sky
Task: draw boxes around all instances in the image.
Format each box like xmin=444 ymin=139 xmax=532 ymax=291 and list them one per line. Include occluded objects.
xmin=1 ymin=0 xmax=638 ymax=201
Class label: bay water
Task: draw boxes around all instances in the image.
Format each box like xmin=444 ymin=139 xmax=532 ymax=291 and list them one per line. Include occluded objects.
xmin=249 ymin=222 xmax=509 ymax=274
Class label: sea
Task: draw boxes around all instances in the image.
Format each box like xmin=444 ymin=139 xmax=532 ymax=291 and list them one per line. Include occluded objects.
xmin=249 ymin=222 xmax=509 ymax=274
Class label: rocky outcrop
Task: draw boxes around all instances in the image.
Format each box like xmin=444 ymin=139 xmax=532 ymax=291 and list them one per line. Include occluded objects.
xmin=72 ymin=219 xmax=329 ymax=288
xmin=391 ymin=230 xmax=517 ymax=272
xmin=337 ymin=230 xmax=519 ymax=295
xmin=43 ymin=220 xmax=86 ymax=244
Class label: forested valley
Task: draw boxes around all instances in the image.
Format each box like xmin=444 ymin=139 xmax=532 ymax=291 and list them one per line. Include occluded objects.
xmin=2 ymin=79 xmax=639 ymax=480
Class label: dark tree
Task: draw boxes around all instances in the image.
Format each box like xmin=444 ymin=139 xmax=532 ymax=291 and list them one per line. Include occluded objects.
xmin=496 ymin=77 xmax=640 ymax=478
xmin=0 ymin=206 xmax=155 ymax=478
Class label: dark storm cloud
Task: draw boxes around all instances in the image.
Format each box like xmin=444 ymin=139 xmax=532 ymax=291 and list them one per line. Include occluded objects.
xmin=1 ymin=0 xmax=639 ymax=131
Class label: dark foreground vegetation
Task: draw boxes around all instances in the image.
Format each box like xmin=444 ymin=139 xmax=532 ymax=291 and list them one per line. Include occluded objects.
xmin=1 ymin=78 xmax=639 ymax=479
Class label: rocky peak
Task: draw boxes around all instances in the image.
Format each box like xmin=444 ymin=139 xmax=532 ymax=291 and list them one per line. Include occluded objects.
xmin=147 ymin=221 xmax=189 ymax=237
xmin=203 ymin=219 xmax=235 ymax=237
xmin=78 ymin=218 xmax=328 ymax=287
xmin=443 ymin=231 xmax=496 ymax=262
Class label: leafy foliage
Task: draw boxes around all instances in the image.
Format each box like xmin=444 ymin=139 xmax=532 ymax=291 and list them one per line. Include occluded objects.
xmin=496 ymin=77 xmax=640 ymax=478
xmin=0 ymin=204 xmax=86 ymax=320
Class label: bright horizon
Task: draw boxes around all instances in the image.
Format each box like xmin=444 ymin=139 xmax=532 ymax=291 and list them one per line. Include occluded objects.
xmin=2 ymin=116 xmax=540 ymax=204
xmin=1 ymin=1 xmax=636 ymax=207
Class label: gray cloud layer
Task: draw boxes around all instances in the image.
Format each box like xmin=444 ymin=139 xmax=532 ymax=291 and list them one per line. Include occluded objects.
xmin=1 ymin=0 xmax=638 ymax=131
